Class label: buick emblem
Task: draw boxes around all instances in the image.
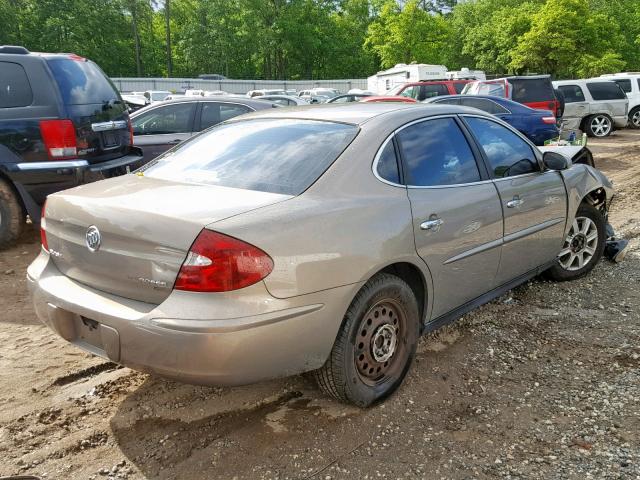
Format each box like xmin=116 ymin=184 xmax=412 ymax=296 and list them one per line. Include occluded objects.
xmin=85 ymin=225 xmax=101 ymax=252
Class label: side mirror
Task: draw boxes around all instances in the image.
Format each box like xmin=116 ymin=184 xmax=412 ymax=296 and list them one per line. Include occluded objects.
xmin=543 ymin=151 xmax=570 ymax=171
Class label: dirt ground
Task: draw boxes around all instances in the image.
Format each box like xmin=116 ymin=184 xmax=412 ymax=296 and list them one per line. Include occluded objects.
xmin=1 ymin=130 xmax=639 ymax=480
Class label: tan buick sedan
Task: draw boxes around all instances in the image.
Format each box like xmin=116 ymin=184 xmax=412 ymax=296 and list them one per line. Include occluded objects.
xmin=29 ymin=103 xmax=613 ymax=406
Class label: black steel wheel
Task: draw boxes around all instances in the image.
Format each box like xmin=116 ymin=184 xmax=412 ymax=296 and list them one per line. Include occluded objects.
xmin=314 ymin=273 xmax=420 ymax=407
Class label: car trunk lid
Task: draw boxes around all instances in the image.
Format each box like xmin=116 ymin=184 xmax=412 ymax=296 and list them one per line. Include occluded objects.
xmin=44 ymin=175 xmax=291 ymax=304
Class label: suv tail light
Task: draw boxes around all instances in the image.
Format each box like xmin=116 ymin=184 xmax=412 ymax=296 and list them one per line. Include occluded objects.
xmin=174 ymin=230 xmax=273 ymax=292
xmin=39 ymin=120 xmax=77 ymax=160
xmin=40 ymin=200 xmax=48 ymax=251
xmin=542 ymin=116 xmax=557 ymax=124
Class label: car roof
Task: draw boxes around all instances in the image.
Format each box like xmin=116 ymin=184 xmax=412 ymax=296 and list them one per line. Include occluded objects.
xmin=425 ymin=94 xmax=537 ymax=112
xmin=226 ymin=102 xmax=490 ymax=126
xmin=145 ymin=96 xmax=275 ymax=109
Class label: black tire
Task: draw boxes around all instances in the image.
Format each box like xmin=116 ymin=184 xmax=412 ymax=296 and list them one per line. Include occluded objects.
xmin=546 ymin=203 xmax=606 ymax=281
xmin=629 ymin=107 xmax=640 ymax=129
xmin=0 ymin=179 xmax=25 ymax=249
xmin=314 ymin=273 xmax=420 ymax=407
xmin=584 ymin=114 xmax=613 ymax=138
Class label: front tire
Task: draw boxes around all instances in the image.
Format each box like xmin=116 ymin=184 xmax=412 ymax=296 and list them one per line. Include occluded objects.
xmin=585 ymin=114 xmax=613 ymax=137
xmin=546 ymin=204 xmax=606 ymax=281
xmin=314 ymin=273 xmax=419 ymax=407
xmin=629 ymin=107 xmax=640 ymax=129
xmin=0 ymin=179 xmax=25 ymax=249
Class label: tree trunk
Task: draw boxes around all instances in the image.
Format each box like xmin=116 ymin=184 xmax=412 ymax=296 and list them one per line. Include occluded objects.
xmin=131 ymin=0 xmax=143 ymax=76
xmin=165 ymin=0 xmax=172 ymax=76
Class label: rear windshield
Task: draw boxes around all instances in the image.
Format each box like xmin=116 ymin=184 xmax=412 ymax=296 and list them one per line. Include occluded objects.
xmin=587 ymin=82 xmax=627 ymax=101
xmin=464 ymin=81 xmax=506 ymax=97
xmin=143 ymin=119 xmax=359 ymax=195
xmin=46 ymin=58 xmax=120 ymax=105
xmin=510 ymin=78 xmax=555 ymax=103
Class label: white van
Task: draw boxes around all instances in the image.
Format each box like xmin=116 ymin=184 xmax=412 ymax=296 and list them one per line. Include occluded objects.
xmin=599 ymin=73 xmax=640 ymax=128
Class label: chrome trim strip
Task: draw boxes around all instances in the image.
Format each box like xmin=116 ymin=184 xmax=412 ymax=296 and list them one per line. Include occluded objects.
xmin=443 ymin=238 xmax=503 ymax=265
xmin=443 ymin=217 xmax=564 ymax=265
xmin=503 ymin=218 xmax=564 ymax=245
xmin=16 ymin=160 xmax=89 ymax=170
xmin=91 ymin=120 xmax=128 ymax=132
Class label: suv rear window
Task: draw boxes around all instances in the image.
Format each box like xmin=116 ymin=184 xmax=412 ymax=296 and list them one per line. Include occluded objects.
xmin=143 ymin=119 xmax=358 ymax=195
xmin=0 ymin=62 xmax=33 ymax=108
xmin=613 ymin=79 xmax=632 ymax=93
xmin=587 ymin=82 xmax=627 ymax=101
xmin=510 ymin=78 xmax=555 ymax=103
xmin=46 ymin=57 xmax=120 ymax=105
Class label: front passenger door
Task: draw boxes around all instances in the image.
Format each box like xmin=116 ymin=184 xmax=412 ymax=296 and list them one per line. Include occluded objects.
xmin=463 ymin=116 xmax=567 ymax=284
xmin=397 ymin=117 xmax=504 ymax=319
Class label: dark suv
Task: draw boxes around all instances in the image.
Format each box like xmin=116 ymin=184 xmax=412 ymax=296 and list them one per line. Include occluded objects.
xmin=0 ymin=46 xmax=143 ymax=247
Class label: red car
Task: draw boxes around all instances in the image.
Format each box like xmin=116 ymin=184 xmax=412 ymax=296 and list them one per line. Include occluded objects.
xmin=387 ymin=80 xmax=474 ymax=101
xmin=360 ymin=96 xmax=417 ymax=103
xmin=462 ymin=75 xmax=561 ymax=118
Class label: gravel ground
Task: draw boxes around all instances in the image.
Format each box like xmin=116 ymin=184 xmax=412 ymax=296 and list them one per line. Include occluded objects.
xmin=1 ymin=130 xmax=639 ymax=480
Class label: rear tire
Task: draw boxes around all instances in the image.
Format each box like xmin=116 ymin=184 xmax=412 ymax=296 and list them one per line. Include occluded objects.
xmin=0 ymin=179 xmax=25 ymax=249
xmin=546 ymin=203 xmax=606 ymax=281
xmin=629 ymin=107 xmax=640 ymax=129
xmin=585 ymin=114 xmax=613 ymax=137
xmin=314 ymin=273 xmax=420 ymax=407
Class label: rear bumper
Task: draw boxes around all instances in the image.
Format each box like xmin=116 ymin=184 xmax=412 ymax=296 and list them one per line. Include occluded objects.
xmin=27 ymin=251 xmax=355 ymax=386
xmin=7 ymin=149 xmax=145 ymax=207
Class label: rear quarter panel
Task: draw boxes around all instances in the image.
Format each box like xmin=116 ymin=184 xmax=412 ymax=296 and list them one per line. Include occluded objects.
xmin=210 ymin=124 xmax=426 ymax=300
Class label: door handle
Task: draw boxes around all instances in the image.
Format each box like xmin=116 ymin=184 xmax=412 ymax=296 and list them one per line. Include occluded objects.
xmin=420 ymin=218 xmax=444 ymax=231
xmin=507 ymin=196 xmax=524 ymax=208
xmin=167 ymin=139 xmax=182 ymax=144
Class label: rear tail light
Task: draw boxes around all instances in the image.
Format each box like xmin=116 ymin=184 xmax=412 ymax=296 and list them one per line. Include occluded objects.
xmin=174 ymin=230 xmax=273 ymax=292
xmin=39 ymin=120 xmax=77 ymax=160
xmin=542 ymin=116 xmax=557 ymax=124
xmin=40 ymin=200 xmax=48 ymax=252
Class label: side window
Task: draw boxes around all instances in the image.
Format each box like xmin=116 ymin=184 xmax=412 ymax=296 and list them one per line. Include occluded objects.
xmin=453 ymin=82 xmax=466 ymax=94
xmin=220 ymin=104 xmax=251 ymax=122
xmin=397 ymin=118 xmax=481 ymax=186
xmin=465 ymin=116 xmax=538 ymax=178
xmin=420 ymin=84 xmax=449 ymax=100
xmin=0 ymin=62 xmax=33 ymax=108
xmin=376 ymin=140 xmax=400 ymax=184
xmin=614 ymin=79 xmax=632 ymax=93
xmin=132 ymin=103 xmax=195 ymax=135
xmin=399 ymin=86 xmax=420 ymax=99
xmin=587 ymin=82 xmax=626 ymax=101
xmin=461 ymin=98 xmax=509 ymax=115
xmin=433 ymin=98 xmax=461 ymax=106
xmin=558 ymin=85 xmax=585 ymax=103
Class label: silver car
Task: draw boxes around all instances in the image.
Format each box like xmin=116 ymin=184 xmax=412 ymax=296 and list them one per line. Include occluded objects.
xmin=553 ymin=79 xmax=628 ymax=137
xmin=29 ymin=104 xmax=613 ymax=406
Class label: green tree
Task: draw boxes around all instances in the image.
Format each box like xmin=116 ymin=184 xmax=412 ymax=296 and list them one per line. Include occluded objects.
xmin=365 ymin=0 xmax=450 ymax=68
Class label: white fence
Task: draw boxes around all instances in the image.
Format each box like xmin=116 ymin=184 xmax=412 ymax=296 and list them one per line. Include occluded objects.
xmin=111 ymin=77 xmax=368 ymax=94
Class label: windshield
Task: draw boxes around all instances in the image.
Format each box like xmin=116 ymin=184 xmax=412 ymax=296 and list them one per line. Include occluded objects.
xmin=143 ymin=119 xmax=359 ymax=195
xmin=46 ymin=57 xmax=121 ymax=105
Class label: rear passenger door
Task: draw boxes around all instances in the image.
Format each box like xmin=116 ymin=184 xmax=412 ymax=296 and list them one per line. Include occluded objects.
xmin=557 ymin=84 xmax=589 ymax=125
xmin=463 ymin=115 xmax=567 ymax=284
xmin=132 ymin=102 xmax=196 ymax=162
xmin=197 ymin=102 xmax=252 ymax=131
xmin=397 ymin=117 xmax=504 ymax=319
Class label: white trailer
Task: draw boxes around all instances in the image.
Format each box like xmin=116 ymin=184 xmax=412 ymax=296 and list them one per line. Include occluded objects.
xmin=367 ymin=64 xmax=448 ymax=94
